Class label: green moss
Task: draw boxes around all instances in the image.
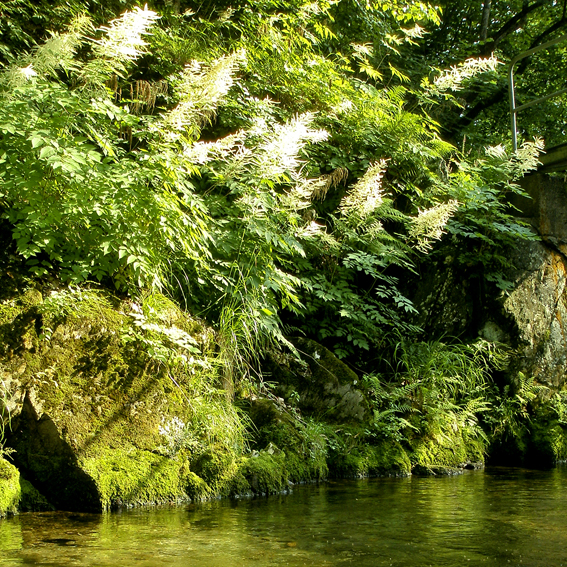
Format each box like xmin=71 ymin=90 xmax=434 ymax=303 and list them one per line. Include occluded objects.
xmin=20 ymin=289 xmax=43 ymax=309
xmin=411 ymin=432 xmax=485 ymax=469
xmin=238 ymin=450 xmax=289 ymax=494
xmin=190 ymin=445 xmax=243 ymax=496
xmin=330 ymin=442 xmax=411 ymax=478
xmin=80 ymin=448 xmax=210 ymax=509
xmin=0 ymin=301 xmax=21 ymax=326
xmin=0 ymin=457 xmax=20 ymax=517
xmin=0 ymin=285 xmax=251 ymax=510
xmin=284 ymin=449 xmax=328 ymax=483
xmin=19 ymin=478 xmax=53 ymax=511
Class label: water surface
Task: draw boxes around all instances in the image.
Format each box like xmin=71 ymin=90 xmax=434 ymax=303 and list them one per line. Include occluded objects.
xmin=1 ymin=466 xmax=567 ymax=566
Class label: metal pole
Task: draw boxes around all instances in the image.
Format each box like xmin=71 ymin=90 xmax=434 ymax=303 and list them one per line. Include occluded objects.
xmin=509 ymin=63 xmax=518 ymax=151
xmin=508 ymin=33 xmax=567 ymax=153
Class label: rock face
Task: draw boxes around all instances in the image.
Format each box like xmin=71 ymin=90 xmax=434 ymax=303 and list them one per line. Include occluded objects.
xmin=501 ymin=240 xmax=567 ymax=389
xmin=413 ymin=173 xmax=567 ymax=391
xmin=512 ymin=173 xmax=567 ymax=256
xmin=500 ymin=174 xmax=567 ymax=389
xmin=263 ymin=337 xmax=368 ymax=422
xmin=411 ymin=261 xmax=479 ymax=339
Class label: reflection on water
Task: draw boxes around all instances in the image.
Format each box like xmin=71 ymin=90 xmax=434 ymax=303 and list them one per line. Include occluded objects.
xmin=2 ymin=466 xmax=567 ymax=566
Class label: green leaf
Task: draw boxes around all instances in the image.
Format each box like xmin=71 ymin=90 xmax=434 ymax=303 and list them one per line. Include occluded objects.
xmin=39 ymin=146 xmax=56 ymax=159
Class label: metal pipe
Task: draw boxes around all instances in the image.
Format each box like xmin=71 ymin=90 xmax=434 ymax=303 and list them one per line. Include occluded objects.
xmin=514 ymin=87 xmax=567 ymax=113
xmin=508 ymin=33 xmax=567 ymax=152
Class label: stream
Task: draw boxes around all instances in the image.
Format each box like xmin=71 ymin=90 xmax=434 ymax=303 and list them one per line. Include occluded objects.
xmin=1 ymin=466 xmax=567 ymax=566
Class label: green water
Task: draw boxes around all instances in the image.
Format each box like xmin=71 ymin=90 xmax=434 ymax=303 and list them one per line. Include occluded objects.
xmin=1 ymin=466 xmax=567 ymax=566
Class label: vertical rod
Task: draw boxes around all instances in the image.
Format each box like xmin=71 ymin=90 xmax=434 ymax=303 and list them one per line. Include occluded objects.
xmin=507 ymin=33 xmax=567 ymax=153
xmin=508 ymin=63 xmax=518 ymax=152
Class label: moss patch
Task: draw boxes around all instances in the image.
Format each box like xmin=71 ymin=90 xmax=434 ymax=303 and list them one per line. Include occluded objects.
xmin=411 ymin=432 xmax=485 ymax=470
xmin=329 ymin=442 xmax=411 ymax=478
xmin=80 ymin=448 xmax=209 ymax=509
xmin=525 ymin=419 xmax=567 ymax=467
xmin=238 ymin=450 xmax=289 ymax=494
xmin=0 ymin=457 xmax=20 ymax=517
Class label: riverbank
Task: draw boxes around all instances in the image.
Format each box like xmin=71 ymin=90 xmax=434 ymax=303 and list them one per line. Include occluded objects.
xmin=1 ymin=273 xmax=566 ymax=517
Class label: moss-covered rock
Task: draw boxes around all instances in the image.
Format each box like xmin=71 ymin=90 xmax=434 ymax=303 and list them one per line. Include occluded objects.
xmin=0 ymin=456 xmax=19 ymax=517
xmin=239 ymin=450 xmax=289 ymax=494
xmin=1 ymin=286 xmax=242 ymax=510
xmin=329 ymin=441 xmax=411 ymax=478
xmin=411 ymin=432 xmax=485 ymax=470
xmin=81 ymin=448 xmax=210 ymax=508
xmin=263 ymin=338 xmax=368 ymax=422
xmin=248 ymin=398 xmax=329 ymax=482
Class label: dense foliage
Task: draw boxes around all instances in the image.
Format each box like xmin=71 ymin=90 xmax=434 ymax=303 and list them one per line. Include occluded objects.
xmin=0 ymin=0 xmax=557 ymax=467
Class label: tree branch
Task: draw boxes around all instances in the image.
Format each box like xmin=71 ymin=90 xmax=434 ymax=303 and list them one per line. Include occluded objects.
xmin=481 ymin=0 xmax=547 ymax=54
xmin=450 ymin=18 xmax=567 ymax=135
xmin=480 ymin=0 xmax=492 ymax=43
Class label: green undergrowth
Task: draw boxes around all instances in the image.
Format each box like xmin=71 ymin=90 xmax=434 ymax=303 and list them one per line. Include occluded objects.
xmin=1 ymin=278 xmax=567 ymax=514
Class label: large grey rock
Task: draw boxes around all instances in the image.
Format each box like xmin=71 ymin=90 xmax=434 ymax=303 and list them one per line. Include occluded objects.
xmin=263 ymin=338 xmax=368 ymax=422
xmin=411 ymin=173 xmax=567 ymax=391
xmin=502 ymin=240 xmax=567 ymax=389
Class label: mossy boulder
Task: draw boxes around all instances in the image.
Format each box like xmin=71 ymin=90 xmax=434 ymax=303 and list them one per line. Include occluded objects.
xmin=239 ymin=450 xmax=289 ymax=494
xmin=0 ymin=457 xmax=19 ymax=517
xmin=263 ymin=338 xmax=368 ymax=422
xmin=329 ymin=441 xmax=411 ymax=478
xmin=247 ymin=397 xmax=329 ymax=483
xmin=411 ymin=432 xmax=485 ymax=471
xmin=0 ymin=286 xmax=240 ymax=511
xmin=81 ymin=448 xmax=210 ymax=508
